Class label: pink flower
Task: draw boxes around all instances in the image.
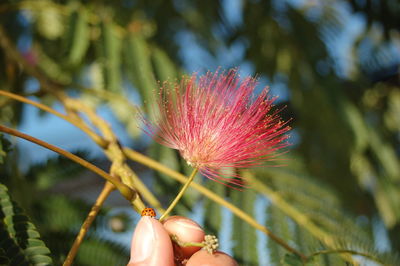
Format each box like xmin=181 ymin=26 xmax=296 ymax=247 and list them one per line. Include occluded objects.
xmin=143 ymin=69 xmax=291 ymax=188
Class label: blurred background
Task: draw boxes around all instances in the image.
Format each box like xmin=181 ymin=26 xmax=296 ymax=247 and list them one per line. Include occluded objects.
xmin=0 ymin=0 xmax=399 ymax=265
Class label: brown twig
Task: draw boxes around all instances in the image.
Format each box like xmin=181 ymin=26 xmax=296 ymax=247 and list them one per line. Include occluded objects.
xmin=62 ymin=97 xmax=163 ymax=213
xmin=0 ymin=124 xmax=135 ymax=201
xmin=0 ymin=90 xmax=107 ymax=147
xmin=63 ymin=182 xmax=115 ymax=266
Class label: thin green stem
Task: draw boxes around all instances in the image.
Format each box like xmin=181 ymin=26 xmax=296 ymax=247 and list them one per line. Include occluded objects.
xmin=159 ymin=168 xmax=198 ymax=221
xmin=63 ymin=182 xmax=114 ymax=266
xmin=0 ymin=124 xmax=135 ymax=202
xmin=171 ymin=235 xmax=204 ymax=248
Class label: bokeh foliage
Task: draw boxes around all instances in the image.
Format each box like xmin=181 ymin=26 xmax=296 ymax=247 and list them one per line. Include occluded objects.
xmin=0 ymin=0 xmax=399 ymax=265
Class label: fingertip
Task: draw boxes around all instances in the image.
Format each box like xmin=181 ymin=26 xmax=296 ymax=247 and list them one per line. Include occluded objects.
xmin=163 ymin=216 xmax=205 ymax=241
xmin=129 ymin=217 xmax=174 ymax=266
xmin=186 ymin=250 xmax=238 ymax=266
xmin=163 ymin=216 xmax=205 ymax=258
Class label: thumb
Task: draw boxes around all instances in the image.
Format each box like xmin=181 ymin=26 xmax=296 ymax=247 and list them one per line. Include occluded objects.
xmin=128 ymin=216 xmax=174 ymax=266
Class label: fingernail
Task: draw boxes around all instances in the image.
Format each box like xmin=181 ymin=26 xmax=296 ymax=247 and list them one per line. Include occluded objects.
xmin=130 ymin=217 xmax=155 ymax=263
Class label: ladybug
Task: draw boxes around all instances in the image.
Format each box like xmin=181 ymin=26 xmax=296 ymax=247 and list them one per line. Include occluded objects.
xmin=141 ymin=207 xmax=156 ymax=218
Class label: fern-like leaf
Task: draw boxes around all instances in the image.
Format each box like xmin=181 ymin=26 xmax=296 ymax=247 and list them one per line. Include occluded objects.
xmin=0 ymin=182 xmax=53 ymax=265
xmin=251 ymin=168 xmax=400 ymax=265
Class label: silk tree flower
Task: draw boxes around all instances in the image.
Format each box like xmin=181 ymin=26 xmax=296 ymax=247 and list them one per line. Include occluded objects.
xmin=142 ymin=69 xmax=291 ymax=188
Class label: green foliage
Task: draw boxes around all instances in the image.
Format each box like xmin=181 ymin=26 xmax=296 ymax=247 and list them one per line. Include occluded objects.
xmin=26 ymin=153 xmax=86 ymax=191
xmin=124 ymin=32 xmax=158 ymax=111
xmin=282 ymin=254 xmax=307 ymax=266
xmin=266 ymin=204 xmax=293 ymax=264
xmin=253 ymin=167 xmax=400 ymax=265
xmin=0 ymin=183 xmax=53 ymax=265
xmin=24 ymin=157 xmax=131 ymax=265
xmin=0 ymin=133 xmax=11 ymax=164
xmin=65 ymin=6 xmax=90 ymax=68
xmin=203 ymin=180 xmax=225 ymax=234
xmin=100 ymin=20 xmax=122 ymax=93
xmin=76 ymin=238 xmax=129 ymax=266
xmin=231 ymin=189 xmax=259 ymax=266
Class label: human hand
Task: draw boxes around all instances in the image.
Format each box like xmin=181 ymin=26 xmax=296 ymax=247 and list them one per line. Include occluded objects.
xmin=128 ymin=215 xmax=238 ymax=266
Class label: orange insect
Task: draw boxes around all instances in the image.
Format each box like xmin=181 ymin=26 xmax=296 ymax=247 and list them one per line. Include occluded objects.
xmin=141 ymin=207 xmax=156 ymax=218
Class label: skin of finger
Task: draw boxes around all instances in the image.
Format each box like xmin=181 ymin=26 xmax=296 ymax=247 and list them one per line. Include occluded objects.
xmin=128 ymin=217 xmax=174 ymax=266
xmin=162 ymin=216 xmax=205 ymax=258
xmin=186 ymin=250 xmax=239 ymax=266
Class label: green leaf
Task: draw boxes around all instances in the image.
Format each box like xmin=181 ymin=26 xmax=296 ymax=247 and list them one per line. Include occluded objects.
xmin=100 ymin=21 xmax=122 ymax=92
xmin=124 ymin=32 xmax=157 ymax=113
xmin=0 ymin=247 xmax=10 ymax=265
xmin=35 ymin=2 xmax=65 ymax=40
xmin=76 ymin=237 xmax=129 ymax=266
xmin=40 ymin=195 xmax=88 ymax=232
xmin=251 ymin=168 xmax=400 ymax=265
xmin=152 ymin=46 xmax=178 ymax=82
xmin=27 ymin=154 xmax=85 ymax=191
xmin=0 ymin=133 xmax=11 ymax=164
xmin=0 ymin=183 xmax=53 ymax=265
xmin=203 ymin=180 xmax=225 ymax=234
xmin=66 ymin=8 xmax=90 ymax=67
xmin=231 ymin=189 xmax=259 ymax=266
xmin=282 ymin=253 xmax=303 ymax=266
xmin=266 ymin=204 xmax=292 ymax=264
xmin=107 ymin=93 xmax=142 ymax=138
xmin=36 ymin=47 xmax=72 ymax=84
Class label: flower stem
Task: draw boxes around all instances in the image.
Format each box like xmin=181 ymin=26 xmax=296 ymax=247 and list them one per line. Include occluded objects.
xmin=171 ymin=235 xmax=205 ymax=248
xmin=63 ymin=182 xmax=114 ymax=266
xmin=159 ymin=168 xmax=198 ymax=221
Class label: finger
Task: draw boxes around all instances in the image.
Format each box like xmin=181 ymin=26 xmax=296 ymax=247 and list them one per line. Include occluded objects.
xmin=128 ymin=216 xmax=174 ymax=266
xmin=162 ymin=216 xmax=205 ymax=259
xmin=186 ymin=250 xmax=238 ymax=266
